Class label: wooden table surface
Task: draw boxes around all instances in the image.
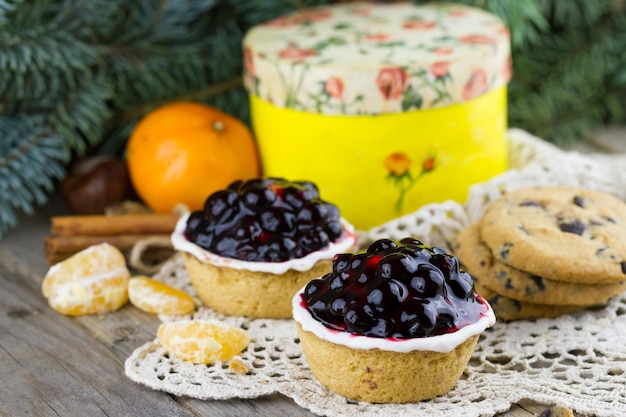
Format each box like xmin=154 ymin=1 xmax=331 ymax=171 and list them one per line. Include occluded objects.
xmin=2 ymin=129 xmax=625 ymax=417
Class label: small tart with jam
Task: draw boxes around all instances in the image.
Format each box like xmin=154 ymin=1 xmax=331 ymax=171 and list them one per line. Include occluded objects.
xmin=172 ymin=177 xmax=356 ymax=318
xmin=293 ymin=237 xmax=495 ymax=403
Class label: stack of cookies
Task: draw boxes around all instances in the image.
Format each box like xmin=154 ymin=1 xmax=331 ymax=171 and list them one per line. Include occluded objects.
xmin=454 ymin=186 xmax=626 ymax=321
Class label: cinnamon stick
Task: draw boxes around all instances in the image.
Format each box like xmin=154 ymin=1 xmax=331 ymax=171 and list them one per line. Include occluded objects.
xmin=51 ymin=214 xmax=180 ymax=236
xmin=45 ymin=251 xmax=76 ymax=265
xmin=44 ymin=233 xmax=173 ymax=255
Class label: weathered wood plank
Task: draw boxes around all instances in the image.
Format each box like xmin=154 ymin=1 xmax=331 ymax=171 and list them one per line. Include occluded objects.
xmin=0 ymin=217 xmax=318 ymax=417
xmin=0 ymin=258 xmax=196 ymax=417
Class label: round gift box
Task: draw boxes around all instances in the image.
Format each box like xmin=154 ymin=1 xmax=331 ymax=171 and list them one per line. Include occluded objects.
xmin=243 ymin=2 xmax=511 ymax=230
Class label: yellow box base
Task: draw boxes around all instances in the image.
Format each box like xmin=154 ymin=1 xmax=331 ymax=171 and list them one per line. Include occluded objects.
xmin=250 ymin=88 xmax=508 ymax=230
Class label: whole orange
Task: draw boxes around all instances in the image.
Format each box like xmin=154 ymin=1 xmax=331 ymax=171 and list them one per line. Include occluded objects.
xmin=126 ymin=101 xmax=261 ymax=214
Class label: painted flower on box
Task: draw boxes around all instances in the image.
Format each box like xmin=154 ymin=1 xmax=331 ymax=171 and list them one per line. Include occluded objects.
xmin=324 ymin=76 xmax=344 ymax=99
xmin=385 ymin=152 xmax=437 ymax=213
xmin=376 ymin=67 xmax=409 ymax=100
xmin=350 ymin=6 xmax=371 ymax=17
xmin=502 ymin=57 xmax=513 ymax=82
xmin=448 ymin=9 xmax=468 ymax=17
xmin=248 ymin=3 xmax=509 ymax=114
xmin=244 ymin=47 xmax=255 ymax=79
xmin=298 ymin=9 xmax=333 ymax=22
xmin=244 ymin=47 xmax=262 ymax=96
xmin=433 ymin=47 xmax=454 ymax=55
xmin=398 ymin=60 xmax=453 ymax=110
xmin=497 ymin=27 xmax=511 ymax=37
xmin=463 ymin=68 xmax=488 ymax=100
xmin=366 ymin=33 xmax=391 ymax=42
xmin=385 ymin=152 xmax=411 ymax=176
xmin=460 ymin=34 xmax=497 ymax=45
xmin=277 ymin=45 xmax=318 ymax=63
xmin=402 ymin=19 xmax=437 ymax=30
xmin=307 ymin=75 xmax=362 ymax=113
xmin=430 ymin=61 xmax=450 ymax=79
xmin=422 ymin=156 xmax=436 ymax=172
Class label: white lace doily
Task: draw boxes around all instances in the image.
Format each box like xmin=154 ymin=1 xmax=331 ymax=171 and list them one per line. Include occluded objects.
xmin=125 ymin=129 xmax=626 ymax=417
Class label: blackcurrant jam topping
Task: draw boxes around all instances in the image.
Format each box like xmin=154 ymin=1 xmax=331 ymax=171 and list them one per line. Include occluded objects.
xmin=302 ymin=237 xmax=486 ymax=339
xmin=183 ymin=178 xmax=344 ymax=262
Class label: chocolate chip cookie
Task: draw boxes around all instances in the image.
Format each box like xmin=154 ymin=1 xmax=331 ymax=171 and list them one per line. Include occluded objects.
xmin=455 ymin=224 xmax=626 ymax=306
xmin=474 ymin=284 xmax=583 ymax=321
xmin=480 ymin=186 xmax=626 ymax=284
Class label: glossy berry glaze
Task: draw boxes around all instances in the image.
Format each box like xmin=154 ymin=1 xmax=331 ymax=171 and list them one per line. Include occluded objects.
xmin=302 ymin=238 xmax=489 ymax=339
xmin=184 ymin=178 xmax=344 ymax=262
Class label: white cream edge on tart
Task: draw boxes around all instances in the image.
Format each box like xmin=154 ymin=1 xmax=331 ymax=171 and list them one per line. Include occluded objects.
xmin=171 ymin=212 xmax=357 ymax=275
xmin=292 ymin=287 xmax=496 ymax=354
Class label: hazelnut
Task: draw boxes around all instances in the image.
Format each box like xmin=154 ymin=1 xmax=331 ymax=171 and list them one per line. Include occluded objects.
xmin=60 ymin=156 xmax=134 ymax=214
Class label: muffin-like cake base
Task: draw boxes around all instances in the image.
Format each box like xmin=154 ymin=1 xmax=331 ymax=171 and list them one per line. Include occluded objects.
xmin=183 ymin=252 xmax=332 ymax=318
xmin=296 ymin=322 xmax=479 ymax=403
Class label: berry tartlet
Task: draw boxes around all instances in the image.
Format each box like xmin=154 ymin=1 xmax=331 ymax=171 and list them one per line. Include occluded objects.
xmin=172 ymin=178 xmax=356 ymax=318
xmin=292 ymin=238 xmax=495 ymax=403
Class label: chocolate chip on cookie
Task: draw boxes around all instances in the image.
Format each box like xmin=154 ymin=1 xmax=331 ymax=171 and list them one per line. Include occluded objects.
xmin=454 ymin=223 xmax=626 ymax=308
xmin=480 ymin=186 xmax=626 ymax=284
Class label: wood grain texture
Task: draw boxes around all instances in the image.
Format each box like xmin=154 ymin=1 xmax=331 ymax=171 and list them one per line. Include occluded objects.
xmin=50 ymin=214 xmax=179 ymax=236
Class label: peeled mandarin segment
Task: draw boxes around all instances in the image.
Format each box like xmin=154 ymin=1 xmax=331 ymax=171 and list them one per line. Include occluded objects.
xmin=157 ymin=319 xmax=250 ymax=364
xmin=41 ymin=243 xmax=130 ymax=316
xmin=128 ymin=276 xmax=195 ymax=315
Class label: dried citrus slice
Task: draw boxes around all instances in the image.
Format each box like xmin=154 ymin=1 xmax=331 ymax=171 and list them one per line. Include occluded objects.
xmin=41 ymin=243 xmax=130 ymax=315
xmin=128 ymin=276 xmax=195 ymax=315
xmin=157 ymin=319 xmax=249 ymax=364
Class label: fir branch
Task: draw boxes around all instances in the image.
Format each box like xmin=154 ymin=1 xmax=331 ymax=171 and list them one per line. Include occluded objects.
xmin=225 ymin=0 xmax=332 ymax=28
xmin=116 ymin=76 xmax=244 ymax=124
xmin=151 ymin=0 xmax=220 ymax=44
xmin=509 ymin=9 xmax=626 ymax=143
xmin=0 ymin=7 xmax=98 ymax=103
xmin=0 ymin=0 xmax=21 ymax=25
xmin=0 ymin=115 xmax=67 ymax=235
xmin=97 ymin=79 xmax=248 ymax=155
xmin=103 ymin=46 xmax=209 ymax=109
xmin=0 ymin=34 xmax=97 ymax=103
xmin=478 ymin=0 xmax=549 ymax=47
xmin=541 ymin=0 xmax=616 ymax=30
xmin=46 ymin=75 xmax=113 ymax=154
xmin=95 ymin=0 xmax=336 ymax=155
xmin=416 ymin=0 xmax=549 ymax=48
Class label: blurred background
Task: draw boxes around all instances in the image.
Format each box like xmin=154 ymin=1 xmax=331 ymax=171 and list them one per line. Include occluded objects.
xmin=1 ymin=0 xmax=625 ymax=236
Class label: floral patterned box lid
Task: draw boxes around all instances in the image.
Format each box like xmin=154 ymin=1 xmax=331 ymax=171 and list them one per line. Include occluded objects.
xmin=243 ymin=2 xmax=511 ymax=115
